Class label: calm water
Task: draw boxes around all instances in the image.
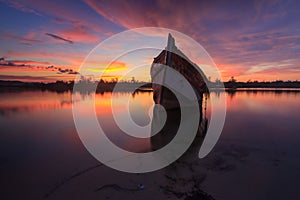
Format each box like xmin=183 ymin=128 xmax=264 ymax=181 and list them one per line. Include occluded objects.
xmin=0 ymin=90 xmax=300 ymax=199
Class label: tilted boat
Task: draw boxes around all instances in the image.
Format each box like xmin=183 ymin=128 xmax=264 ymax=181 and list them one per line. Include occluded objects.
xmin=151 ymin=34 xmax=208 ymax=109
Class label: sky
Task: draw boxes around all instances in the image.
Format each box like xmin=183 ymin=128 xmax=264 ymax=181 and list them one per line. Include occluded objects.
xmin=0 ymin=0 xmax=299 ymax=82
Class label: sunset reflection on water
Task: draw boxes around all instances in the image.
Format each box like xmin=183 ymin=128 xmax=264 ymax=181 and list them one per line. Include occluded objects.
xmin=0 ymin=90 xmax=300 ymax=199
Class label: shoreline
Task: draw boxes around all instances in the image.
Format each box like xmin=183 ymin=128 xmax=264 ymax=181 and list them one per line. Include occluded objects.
xmin=1 ymin=80 xmax=300 ymax=93
xmin=1 ymin=85 xmax=300 ymax=94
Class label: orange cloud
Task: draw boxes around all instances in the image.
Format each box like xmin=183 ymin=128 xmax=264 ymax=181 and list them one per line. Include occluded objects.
xmin=81 ymin=60 xmax=127 ymax=72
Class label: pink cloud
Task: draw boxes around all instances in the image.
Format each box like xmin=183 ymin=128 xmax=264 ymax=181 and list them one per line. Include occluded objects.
xmin=0 ymin=33 xmax=43 ymax=43
xmin=84 ymin=0 xmax=300 ymax=81
xmin=58 ymin=26 xmax=100 ymax=43
xmin=1 ymin=0 xmax=104 ymax=44
xmin=84 ymin=0 xmax=206 ymax=33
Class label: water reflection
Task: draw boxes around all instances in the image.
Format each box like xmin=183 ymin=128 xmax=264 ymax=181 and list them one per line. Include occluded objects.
xmin=0 ymin=91 xmax=73 ymax=116
xmin=151 ymin=102 xmax=207 ymax=152
xmin=0 ymin=90 xmax=300 ymax=199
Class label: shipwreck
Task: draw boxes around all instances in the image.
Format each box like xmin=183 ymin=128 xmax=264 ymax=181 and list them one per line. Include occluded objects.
xmin=151 ymin=34 xmax=208 ymax=110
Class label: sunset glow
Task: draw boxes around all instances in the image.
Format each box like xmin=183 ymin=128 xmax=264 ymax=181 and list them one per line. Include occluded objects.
xmin=0 ymin=0 xmax=299 ymax=82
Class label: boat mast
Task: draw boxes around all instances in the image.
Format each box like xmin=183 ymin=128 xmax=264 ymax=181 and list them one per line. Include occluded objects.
xmin=166 ymin=33 xmax=175 ymax=63
xmin=160 ymin=34 xmax=176 ymax=104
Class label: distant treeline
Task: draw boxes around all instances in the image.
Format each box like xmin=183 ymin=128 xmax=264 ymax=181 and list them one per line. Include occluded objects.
xmin=221 ymin=80 xmax=300 ymax=89
xmin=0 ymin=79 xmax=300 ymax=93
xmin=0 ymin=80 xmax=152 ymax=93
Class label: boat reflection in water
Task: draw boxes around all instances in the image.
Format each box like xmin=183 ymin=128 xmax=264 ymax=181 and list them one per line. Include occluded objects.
xmin=150 ymin=33 xmax=209 ymax=157
xmin=150 ymin=97 xmax=208 ymax=155
xmin=147 ymin=34 xmax=213 ymax=199
xmin=149 ymin=96 xmax=211 ymax=199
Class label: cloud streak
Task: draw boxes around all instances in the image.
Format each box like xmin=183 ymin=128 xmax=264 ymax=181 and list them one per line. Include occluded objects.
xmin=45 ymin=33 xmax=74 ymax=44
xmin=1 ymin=0 xmax=114 ymax=44
xmin=0 ymin=58 xmax=80 ymax=75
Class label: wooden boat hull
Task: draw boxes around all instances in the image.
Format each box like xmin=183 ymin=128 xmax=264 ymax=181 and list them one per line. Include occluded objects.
xmin=151 ymin=34 xmax=207 ymax=110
